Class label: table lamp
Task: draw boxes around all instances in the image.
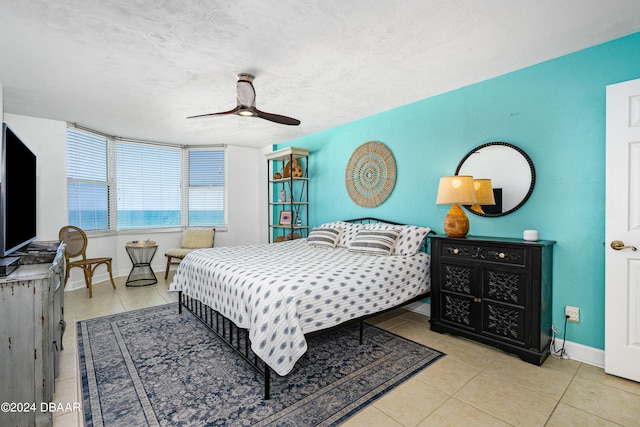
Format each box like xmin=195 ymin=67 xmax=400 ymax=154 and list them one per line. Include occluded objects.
xmin=436 ymin=175 xmax=477 ymax=237
xmin=470 ymin=178 xmax=496 ymax=214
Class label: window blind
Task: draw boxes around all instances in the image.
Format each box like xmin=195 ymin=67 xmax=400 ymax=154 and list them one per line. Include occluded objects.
xmin=188 ymin=149 xmax=227 ymax=227
xmin=116 ymin=142 xmax=181 ymax=229
xmin=66 ymin=129 xmax=109 ymax=231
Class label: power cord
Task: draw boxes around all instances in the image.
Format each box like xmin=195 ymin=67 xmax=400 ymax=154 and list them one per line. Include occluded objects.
xmin=550 ymin=315 xmax=569 ymax=359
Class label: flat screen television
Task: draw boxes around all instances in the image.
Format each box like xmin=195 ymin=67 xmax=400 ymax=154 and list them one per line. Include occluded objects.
xmin=1 ymin=123 xmax=37 ymax=257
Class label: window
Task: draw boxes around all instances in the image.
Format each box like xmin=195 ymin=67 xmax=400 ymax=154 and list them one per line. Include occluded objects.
xmin=66 ymin=129 xmax=109 ymax=231
xmin=116 ymin=142 xmax=181 ymax=229
xmin=65 ymin=126 xmax=227 ymax=231
xmin=188 ymin=149 xmax=227 ymax=227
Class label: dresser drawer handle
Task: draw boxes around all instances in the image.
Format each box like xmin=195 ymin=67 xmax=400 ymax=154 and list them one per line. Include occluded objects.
xmin=453 ymin=248 xmax=459 ymax=254
xmin=498 ymin=252 xmax=505 ymax=259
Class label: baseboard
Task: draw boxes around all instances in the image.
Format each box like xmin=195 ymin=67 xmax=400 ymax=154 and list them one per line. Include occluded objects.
xmin=405 ymin=302 xmax=604 ymax=369
xmin=64 ymin=268 xmax=165 ymax=292
xmin=554 ymin=338 xmax=605 ymax=368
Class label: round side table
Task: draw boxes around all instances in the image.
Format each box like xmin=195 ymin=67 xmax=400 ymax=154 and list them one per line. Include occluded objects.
xmin=125 ymin=240 xmax=158 ymax=286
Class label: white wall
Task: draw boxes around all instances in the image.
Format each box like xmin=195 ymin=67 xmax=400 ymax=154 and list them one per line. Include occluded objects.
xmin=258 ymin=145 xmax=272 ymax=243
xmin=3 ymin=114 xmax=68 ymax=241
xmin=3 ymin=113 xmax=265 ymax=290
xmin=226 ymin=144 xmax=262 ymax=246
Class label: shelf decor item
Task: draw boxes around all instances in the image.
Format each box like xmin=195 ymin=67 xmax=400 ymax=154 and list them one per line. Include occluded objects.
xmin=435 ymin=175 xmax=477 ymax=238
xmin=279 ymin=210 xmax=292 ymax=225
xmin=284 ymin=158 xmax=303 ymax=178
xmin=345 ymin=141 xmax=396 ymax=208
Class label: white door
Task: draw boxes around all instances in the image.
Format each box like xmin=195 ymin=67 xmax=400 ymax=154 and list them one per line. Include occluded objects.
xmin=605 ymin=77 xmax=640 ymax=382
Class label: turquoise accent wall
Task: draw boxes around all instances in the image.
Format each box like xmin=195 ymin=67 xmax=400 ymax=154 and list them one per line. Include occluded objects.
xmin=278 ymin=32 xmax=640 ymax=350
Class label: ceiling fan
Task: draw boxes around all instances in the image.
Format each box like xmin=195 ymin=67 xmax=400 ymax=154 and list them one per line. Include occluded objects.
xmin=187 ymin=73 xmax=301 ymax=126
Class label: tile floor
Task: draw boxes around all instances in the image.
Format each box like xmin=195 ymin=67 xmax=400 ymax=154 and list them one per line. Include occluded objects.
xmin=54 ymin=275 xmax=640 ymax=427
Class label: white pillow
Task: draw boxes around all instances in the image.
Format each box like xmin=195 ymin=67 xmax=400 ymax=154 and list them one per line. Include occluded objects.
xmin=348 ymin=229 xmax=401 ymax=256
xmin=364 ymin=223 xmax=401 ymax=232
xmin=306 ymin=228 xmax=341 ymax=249
xmin=395 ymin=225 xmax=431 ymax=255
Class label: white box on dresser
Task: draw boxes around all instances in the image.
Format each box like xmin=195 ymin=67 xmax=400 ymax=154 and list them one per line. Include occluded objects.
xmin=0 ymin=243 xmax=65 ymax=427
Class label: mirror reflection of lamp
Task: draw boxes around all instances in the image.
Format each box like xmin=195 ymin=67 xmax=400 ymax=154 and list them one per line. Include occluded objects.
xmin=470 ymin=178 xmax=496 ymax=214
xmin=436 ymin=176 xmax=477 ymax=238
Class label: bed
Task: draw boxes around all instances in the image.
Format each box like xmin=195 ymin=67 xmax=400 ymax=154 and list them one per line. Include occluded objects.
xmin=168 ymin=218 xmax=432 ymax=398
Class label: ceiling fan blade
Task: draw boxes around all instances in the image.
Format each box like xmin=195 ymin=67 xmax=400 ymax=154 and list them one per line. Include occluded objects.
xmin=255 ymin=109 xmax=301 ymax=126
xmin=186 ymin=106 xmax=240 ymax=119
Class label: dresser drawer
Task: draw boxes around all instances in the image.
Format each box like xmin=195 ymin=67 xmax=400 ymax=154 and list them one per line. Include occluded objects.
xmin=439 ymin=241 xmax=527 ymax=267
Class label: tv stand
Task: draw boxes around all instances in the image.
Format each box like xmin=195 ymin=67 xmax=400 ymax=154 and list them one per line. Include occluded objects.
xmin=0 ymin=256 xmax=19 ymax=276
xmin=0 ymin=242 xmax=65 ymax=427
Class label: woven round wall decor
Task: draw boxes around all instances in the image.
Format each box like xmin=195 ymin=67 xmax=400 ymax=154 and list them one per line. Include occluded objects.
xmin=345 ymin=141 xmax=396 ymax=208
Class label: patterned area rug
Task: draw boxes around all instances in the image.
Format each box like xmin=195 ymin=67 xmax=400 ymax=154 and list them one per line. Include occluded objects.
xmin=78 ymin=304 xmax=444 ymax=427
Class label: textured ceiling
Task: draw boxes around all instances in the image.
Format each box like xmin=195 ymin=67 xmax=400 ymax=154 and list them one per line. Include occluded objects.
xmin=1 ymin=1 xmax=640 ymax=148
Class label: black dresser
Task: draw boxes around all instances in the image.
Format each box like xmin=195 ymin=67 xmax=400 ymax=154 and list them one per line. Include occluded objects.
xmin=429 ymin=235 xmax=555 ymax=365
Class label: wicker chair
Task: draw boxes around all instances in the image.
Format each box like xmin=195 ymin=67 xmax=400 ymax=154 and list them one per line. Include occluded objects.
xmin=165 ymin=228 xmax=215 ymax=279
xmin=58 ymin=225 xmax=116 ymax=298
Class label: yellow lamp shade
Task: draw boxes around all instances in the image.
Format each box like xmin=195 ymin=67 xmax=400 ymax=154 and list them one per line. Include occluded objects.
xmin=436 ymin=176 xmax=477 ymax=205
xmin=474 ymin=179 xmax=495 ymax=204
xmin=471 ymin=178 xmax=495 ymax=214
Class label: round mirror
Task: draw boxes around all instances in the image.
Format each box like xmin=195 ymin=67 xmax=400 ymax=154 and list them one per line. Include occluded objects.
xmin=455 ymin=142 xmax=535 ymax=217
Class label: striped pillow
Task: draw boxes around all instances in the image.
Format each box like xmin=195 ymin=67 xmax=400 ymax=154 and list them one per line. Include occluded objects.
xmin=306 ymin=228 xmax=341 ymax=249
xmin=365 ymin=223 xmax=431 ymax=255
xmin=319 ymin=221 xmax=363 ymax=247
xmin=348 ymin=229 xmax=401 ymax=256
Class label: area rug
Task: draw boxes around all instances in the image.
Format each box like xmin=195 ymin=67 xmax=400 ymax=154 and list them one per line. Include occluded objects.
xmin=78 ymin=303 xmax=444 ymax=427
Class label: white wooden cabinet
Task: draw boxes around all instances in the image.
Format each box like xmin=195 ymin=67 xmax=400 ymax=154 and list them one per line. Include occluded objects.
xmin=0 ymin=243 xmax=65 ymax=427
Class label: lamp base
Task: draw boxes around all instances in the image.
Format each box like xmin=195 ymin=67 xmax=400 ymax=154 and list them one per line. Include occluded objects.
xmin=444 ymin=204 xmax=469 ymax=238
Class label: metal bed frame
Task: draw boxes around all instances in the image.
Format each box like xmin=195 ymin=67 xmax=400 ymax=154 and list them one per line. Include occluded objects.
xmin=177 ymin=217 xmax=433 ymax=399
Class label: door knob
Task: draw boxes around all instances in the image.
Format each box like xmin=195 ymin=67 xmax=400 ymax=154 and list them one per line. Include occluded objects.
xmin=611 ymin=240 xmax=637 ymax=251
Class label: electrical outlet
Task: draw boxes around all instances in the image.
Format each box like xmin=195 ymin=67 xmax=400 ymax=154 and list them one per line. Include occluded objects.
xmin=566 ymin=305 xmax=580 ymax=323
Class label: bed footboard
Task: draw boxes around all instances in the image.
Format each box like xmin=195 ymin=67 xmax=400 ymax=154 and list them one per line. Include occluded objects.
xmin=177 ymin=289 xmax=430 ymax=400
xmin=178 ymin=291 xmax=272 ymax=399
